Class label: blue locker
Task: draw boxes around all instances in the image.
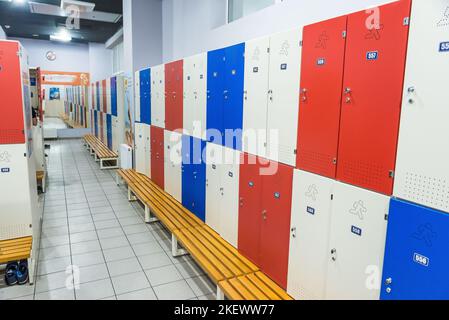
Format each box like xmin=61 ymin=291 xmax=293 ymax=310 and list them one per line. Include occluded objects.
xmin=182 ymin=135 xmax=206 ymax=221
xmin=223 ymin=43 xmax=245 ymax=150
xmin=207 ymin=48 xmax=226 ymax=145
xmin=111 ymin=77 xmax=117 ymax=117
xmin=106 ymin=114 xmax=112 ymax=149
xmin=94 ymin=111 xmax=98 ymax=137
xmin=381 ymin=199 xmax=449 ymax=300
xmin=140 ymin=68 xmax=151 ymax=125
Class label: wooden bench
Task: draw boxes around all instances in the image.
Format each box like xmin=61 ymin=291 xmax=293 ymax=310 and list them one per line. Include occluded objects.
xmin=217 ymin=272 xmax=293 ymax=300
xmin=0 ymin=236 xmax=35 ymax=285
xmin=83 ymin=135 xmax=118 ymax=169
xmin=36 ymin=170 xmax=46 ymax=193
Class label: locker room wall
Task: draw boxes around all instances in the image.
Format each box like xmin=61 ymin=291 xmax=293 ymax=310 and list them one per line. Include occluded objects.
xmin=162 ymin=0 xmax=397 ymax=62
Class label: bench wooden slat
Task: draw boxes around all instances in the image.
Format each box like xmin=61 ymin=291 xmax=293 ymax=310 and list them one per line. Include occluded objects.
xmin=0 ymin=236 xmax=32 ymax=264
xmin=83 ymin=135 xmax=117 ymax=159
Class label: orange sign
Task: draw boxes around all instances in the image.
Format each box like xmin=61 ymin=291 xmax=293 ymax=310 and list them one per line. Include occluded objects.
xmin=41 ymin=71 xmax=90 ymax=86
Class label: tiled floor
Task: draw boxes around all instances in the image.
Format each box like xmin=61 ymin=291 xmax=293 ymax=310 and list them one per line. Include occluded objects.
xmin=0 ymin=139 xmax=216 ymax=300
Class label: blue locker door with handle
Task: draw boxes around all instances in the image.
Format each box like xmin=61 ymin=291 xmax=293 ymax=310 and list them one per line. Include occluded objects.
xmin=94 ymin=111 xmax=98 ymax=137
xmin=207 ymin=48 xmax=226 ymax=146
xmin=140 ymin=68 xmax=151 ymax=125
xmin=223 ymin=43 xmax=245 ymax=151
xmin=111 ymin=76 xmax=117 ymax=117
xmin=182 ymin=135 xmax=194 ymax=215
xmin=381 ymin=198 xmax=449 ymax=300
xmin=106 ymin=114 xmax=112 ymax=150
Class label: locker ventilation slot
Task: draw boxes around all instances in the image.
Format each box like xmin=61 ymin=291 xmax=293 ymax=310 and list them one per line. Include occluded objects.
xmin=0 ymin=224 xmax=31 ymax=242
xmin=298 ymin=150 xmax=334 ymax=175
xmin=0 ymin=130 xmax=26 ymax=145
xmin=402 ymin=172 xmax=449 ymax=211
xmin=339 ymin=160 xmax=388 ymax=193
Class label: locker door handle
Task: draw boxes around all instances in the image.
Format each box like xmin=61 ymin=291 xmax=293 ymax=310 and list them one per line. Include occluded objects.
xmin=301 ymin=88 xmax=308 ymax=102
xmin=331 ymin=249 xmax=337 ymax=262
xmin=344 ymin=87 xmax=352 ymax=104
xmin=239 ymin=197 xmax=244 ymax=207
xmin=262 ymin=210 xmax=267 ymax=221
xmin=291 ymin=227 xmax=297 ymax=239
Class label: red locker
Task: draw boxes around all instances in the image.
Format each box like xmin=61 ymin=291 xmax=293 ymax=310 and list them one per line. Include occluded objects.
xmin=99 ymin=112 xmax=104 ymax=141
xmin=151 ymin=126 xmax=165 ymax=189
xmin=297 ymin=16 xmax=347 ymax=178
xmin=259 ymin=162 xmax=293 ymax=289
xmin=0 ymin=41 xmax=26 ymax=144
xmin=165 ymin=60 xmax=183 ymax=131
xmin=102 ymin=79 xmax=107 ymax=113
xmin=238 ymin=153 xmax=263 ymax=265
xmin=238 ymin=154 xmax=293 ymax=289
xmin=336 ymin=0 xmax=411 ymax=195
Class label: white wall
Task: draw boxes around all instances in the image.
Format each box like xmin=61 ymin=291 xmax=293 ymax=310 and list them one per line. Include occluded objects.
xmin=0 ymin=26 xmax=6 ymax=40
xmin=162 ymin=0 xmax=396 ymax=62
xmin=88 ymin=42 xmax=113 ymax=82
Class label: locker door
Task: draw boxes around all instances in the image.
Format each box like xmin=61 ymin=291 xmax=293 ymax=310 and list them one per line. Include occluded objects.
xmin=103 ymin=113 xmax=108 ymax=144
xmin=165 ymin=60 xmax=183 ymax=131
xmin=182 ymin=135 xmax=193 ymax=212
xmin=394 ymin=0 xmax=449 ymax=213
xmin=134 ymin=70 xmax=141 ymax=123
xmin=164 ymin=130 xmax=182 ymax=202
xmin=106 ymin=114 xmax=112 ymax=150
xmin=191 ymin=136 xmax=206 ymax=221
xmin=326 ymin=182 xmax=389 ymax=300
xmin=267 ymin=28 xmax=302 ymax=167
xmin=193 ymin=53 xmax=208 ymax=140
xmin=135 ymin=123 xmax=146 ymax=175
xmin=288 ymin=170 xmax=333 ymax=300
xmin=223 ymin=43 xmax=245 ymax=151
xmin=243 ymin=37 xmax=270 ymax=158
xmin=94 ymin=111 xmax=98 ymax=137
xmin=260 ymin=162 xmax=294 ymax=289
xmin=144 ymin=124 xmax=151 ymax=178
xmin=381 ymin=199 xmax=449 ymax=300
xmin=140 ymin=68 xmax=151 ymax=125
xmin=111 ymin=77 xmax=117 ymax=117
xmin=96 ymin=82 xmax=100 ymax=111
xmin=336 ymin=1 xmax=412 ymax=195
xmin=151 ymin=65 xmax=165 ymax=128
xmin=92 ymin=83 xmax=96 ymax=111
xmin=99 ymin=112 xmax=104 ymax=142
xmin=205 ymin=143 xmax=223 ymax=233
xmin=219 ymin=147 xmax=241 ymax=247
xmin=102 ymin=80 xmax=107 ymax=113
xmin=238 ymin=153 xmax=264 ymax=265
xmin=183 ymin=56 xmax=196 ymax=136
xmin=112 ymin=116 xmax=119 ymax=154
xmin=151 ymin=126 xmax=165 ymax=189
xmin=297 ymin=16 xmax=347 ymax=178
xmin=207 ymin=48 xmax=226 ymax=146
xmin=106 ymin=78 xmax=112 ymax=114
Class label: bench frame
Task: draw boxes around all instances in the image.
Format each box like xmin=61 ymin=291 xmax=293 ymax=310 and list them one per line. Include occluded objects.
xmin=83 ymin=135 xmax=119 ymax=170
xmin=0 ymin=237 xmax=35 ymax=286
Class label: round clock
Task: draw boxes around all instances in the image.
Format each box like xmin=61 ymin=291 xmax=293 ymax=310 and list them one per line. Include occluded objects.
xmin=46 ymin=51 xmax=56 ymax=61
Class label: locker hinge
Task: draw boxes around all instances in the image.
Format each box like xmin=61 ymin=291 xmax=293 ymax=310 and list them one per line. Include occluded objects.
xmin=389 ymin=170 xmax=395 ymax=178
xmin=403 ymin=17 xmax=410 ymax=26
xmin=294 ymin=149 xmax=297 ymax=155
xmin=267 ymin=47 xmax=270 ymax=53
xmin=299 ymin=40 xmax=303 ymax=47
xmin=332 ymin=158 xmax=337 ymax=165
xmin=384 ymin=214 xmax=389 ymax=221
xmin=331 ymin=194 xmax=334 ymax=201
xmin=342 ymin=31 xmax=347 ymax=38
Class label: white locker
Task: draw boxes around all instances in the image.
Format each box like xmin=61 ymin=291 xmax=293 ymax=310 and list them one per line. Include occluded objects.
xmin=164 ymin=130 xmax=182 ymax=202
xmin=103 ymin=113 xmax=107 ymax=144
xmin=135 ymin=123 xmax=146 ymax=175
xmin=99 ymin=83 xmax=104 ymax=111
xmin=205 ymin=144 xmax=240 ymax=247
xmin=151 ymin=64 xmax=165 ymax=128
xmin=112 ymin=115 xmax=119 ymax=154
xmin=394 ymin=0 xmax=449 ymax=214
xmin=106 ymin=78 xmax=112 ymax=115
xmin=243 ymin=36 xmax=270 ymax=158
xmin=266 ymin=28 xmax=302 ymax=167
xmin=325 ymin=182 xmax=389 ymax=300
xmin=184 ymin=53 xmax=207 ymax=139
xmin=144 ymin=124 xmax=151 ymax=178
xmin=135 ymin=70 xmax=141 ymax=123
xmin=288 ymin=170 xmax=333 ymax=300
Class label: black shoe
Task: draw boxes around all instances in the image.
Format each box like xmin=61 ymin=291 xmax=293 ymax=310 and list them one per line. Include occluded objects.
xmin=17 ymin=260 xmax=29 ymax=285
xmin=5 ymin=262 xmax=19 ymax=286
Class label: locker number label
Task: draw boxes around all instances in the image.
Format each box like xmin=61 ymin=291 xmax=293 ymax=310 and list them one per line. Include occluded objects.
xmin=253 ymin=67 xmax=259 ymax=73
xmin=366 ymin=51 xmax=379 ymax=60
xmin=317 ymin=58 xmax=325 ymax=66
xmin=439 ymin=42 xmax=449 ymax=52
xmin=280 ymin=64 xmax=288 ymax=70
xmin=1 ymin=168 xmax=10 ymax=173
xmin=414 ymin=253 xmax=430 ymax=267
xmin=307 ymin=207 xmax=315 ymax=215
xmin=351 ymin=226 xmax=362 ymax=237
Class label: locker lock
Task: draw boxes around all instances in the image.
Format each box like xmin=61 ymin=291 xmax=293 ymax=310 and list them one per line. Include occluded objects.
xmin=344 ymin=87 xmax=352 ymax=104
xmin=291 ymin=227 xmax=297 ymax=239
xmin=385 ymin=278 xmax=392 ymax=285
xmin=262 ymin=210 xmax=267 ymax=220
xmin=331 ymin=249 xmax=337 ymax=262
xmin=385 ymin=287 xmax=392 ymax=294
xmin=301 ymin=88 xmax=308 ymax=102
xmin=239 ymin=197 xmax=244 ymax=207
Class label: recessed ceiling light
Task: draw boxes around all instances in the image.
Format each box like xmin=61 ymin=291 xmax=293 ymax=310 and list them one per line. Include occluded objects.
xmin=32 ymin=34 xmax=39 ymax=37
xmin=4 ymin=25 xmax=11 ymax=29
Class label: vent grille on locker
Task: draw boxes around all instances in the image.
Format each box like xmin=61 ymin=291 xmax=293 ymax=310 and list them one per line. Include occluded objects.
xmin=299 ymin=150 xmax=335 ymax=175
xmin=338 ymin=160 xmax=388 ymax=192
xmin=0 ymin=130 xmax=25 ymax=145
xmin=402 ymin=172 xmax=449 ymax=211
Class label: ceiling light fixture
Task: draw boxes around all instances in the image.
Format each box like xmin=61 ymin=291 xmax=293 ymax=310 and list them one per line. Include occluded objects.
xmin=4 ymin=25 xmax=11 ymax=29
xmin=50 ymin=29 xmax=72 ymax=42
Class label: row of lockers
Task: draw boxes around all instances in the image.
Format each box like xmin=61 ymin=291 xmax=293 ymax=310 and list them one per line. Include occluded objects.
xmin=134 ymin=0 xmax=449 ymax=215
xmin=66 ymin=85 xmax=88 ymax=108
xmin=63 ymin=101 xmax=89 ymax=128
xmin=91 ymin=76 xmax=122 ymax=118
xmin=135 ymin=125 xmax=449 ymax=300
xmin=91 ymin=110 xmax=123 ymax=154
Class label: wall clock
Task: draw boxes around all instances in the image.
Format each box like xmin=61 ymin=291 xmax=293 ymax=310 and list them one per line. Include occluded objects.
xmin=46 ymin=51 xmax=56 ymax=61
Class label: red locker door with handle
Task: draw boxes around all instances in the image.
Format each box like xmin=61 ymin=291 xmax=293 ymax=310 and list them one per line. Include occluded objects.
xmin=151 ymin=126 xmax=165 ymax=189
xmin=336 ymin=0 xmax=411 ymax=195
xmin=165 ymin=60 xmax=184 ymax=131
xmin=238 ymin=153 xmax=263 ymax=266
xmin=0 ymin=41 xmax=25 ymax=144
xmin=259 ymin=162 xmax=293 ymax=289
xmin=297 ymin=16 xmax=347 ymax=178
xmin=102 ymin=79 xmax=107 ymax=113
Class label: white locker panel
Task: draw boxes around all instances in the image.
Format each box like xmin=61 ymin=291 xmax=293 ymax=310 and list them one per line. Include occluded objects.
xmin=205 ymin=143 xmax=223 ymax=233
xmin=184 ymin=53 xmax=207 ymax=139
xmin=288 ymin=170 xmax=333 ymax=300
xmin=112 ymin=115 xmax=119 ymax=154
xmin=144 ymin=124 xmax=151 ymax=178
xmin=164 ymin=130 xmax=182 ymax=202
xmin=243 ymin=36 xmax=270 ymax=158
xmin=394 ymin=0 xmax=449 ymax=213
xmin=326 ymin=182 xmax=389 ymax=300
xmin=103 ymin=113 xmax=107 ymax=144
xmin=219 ymin=147 xmax=240 ymax=248
xmin=134 ymin=123 xmax=146 ymax=175
xmin=135 ymin=70 xmax=141 ymax=123
xmin=106 ymin=78 xmax=112 ymax=114
xmin=266 ymin=28 xmax=302 ymax=167
xmin=151 ymin=64 xmax=165 ymax=128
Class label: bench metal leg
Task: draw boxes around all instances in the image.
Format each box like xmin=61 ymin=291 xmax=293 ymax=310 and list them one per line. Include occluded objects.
xmin=128 ymin=187 xmax=137 ymax=202
xmin=172 ymin=234 xmax=188 ymax=257
xmin=216 ymin=286 xmax=225 ymax=300
xmin=116 ymin=172 xmax=122 ymax=186
xmin=145 ymin=206 xmax=159 ymax=224
xmin=95 ymin=154 xmax=100 ymax=162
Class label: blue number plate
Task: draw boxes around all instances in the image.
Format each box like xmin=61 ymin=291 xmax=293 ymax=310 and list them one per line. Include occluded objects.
xmin=439 ymin=42 xmax=449 ymax=52
xmin=366 ymin=51 xmax=378 ymax=60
